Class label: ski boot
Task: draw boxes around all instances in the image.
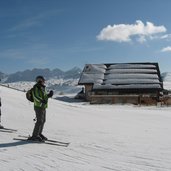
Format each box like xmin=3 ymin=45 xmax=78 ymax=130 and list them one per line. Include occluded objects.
xmin=40 ymin=134 xmax=48 ymax=140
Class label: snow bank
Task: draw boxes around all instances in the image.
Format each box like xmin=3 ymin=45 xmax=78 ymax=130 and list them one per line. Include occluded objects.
xmin=0 ymin=86 xmax=171 ymax=171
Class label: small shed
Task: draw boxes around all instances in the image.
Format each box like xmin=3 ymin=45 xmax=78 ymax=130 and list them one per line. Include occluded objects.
xmin=78 ymin=63 xmax=163 ymax=105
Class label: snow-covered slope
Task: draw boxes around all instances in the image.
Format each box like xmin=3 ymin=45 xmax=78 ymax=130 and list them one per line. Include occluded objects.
xmin=0 ymin=86 xmax=171 ymax=171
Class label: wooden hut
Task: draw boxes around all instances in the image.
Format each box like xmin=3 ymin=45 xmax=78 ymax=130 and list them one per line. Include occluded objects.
xmin=78 ymin=63 xmax=163 ymax=105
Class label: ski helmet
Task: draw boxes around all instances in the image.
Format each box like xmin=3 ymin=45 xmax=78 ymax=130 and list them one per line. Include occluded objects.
xmin=36 ymin=76 xmax=45 ymax=83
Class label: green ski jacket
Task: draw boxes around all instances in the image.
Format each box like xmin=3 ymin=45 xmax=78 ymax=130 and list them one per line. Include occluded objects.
xmin=32 ymin=83 xmax=48 ymax=109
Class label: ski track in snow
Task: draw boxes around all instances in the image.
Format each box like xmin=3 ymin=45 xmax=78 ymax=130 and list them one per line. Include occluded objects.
xmin=1 ymin=86 xmax=171 ymax=170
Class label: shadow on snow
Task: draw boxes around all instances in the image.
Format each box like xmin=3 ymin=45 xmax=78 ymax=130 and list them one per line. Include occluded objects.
xmin=0 ymin=140 xmax=32 ymax=148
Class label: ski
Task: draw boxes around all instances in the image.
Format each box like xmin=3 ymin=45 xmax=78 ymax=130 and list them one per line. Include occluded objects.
xmin=0 ymin=129 xmax=16 ymax=133
xmin=18 ymin=135 xmax=70 ymax=146
xmin=13 ymin=138 xmax=69 ymax=147
xmin=0 ymin=127 xmax=17 ymax=132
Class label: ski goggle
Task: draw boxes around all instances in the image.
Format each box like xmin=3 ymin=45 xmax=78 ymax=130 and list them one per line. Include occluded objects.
xmin=36 ymin=77 xmax=45 ymax=83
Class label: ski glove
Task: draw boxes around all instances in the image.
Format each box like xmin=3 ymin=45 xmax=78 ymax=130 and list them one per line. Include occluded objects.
xmin=40 ymin=99 xmax=47 ymax=108
xmin=41 ymin=99 xmax=47 ymax=104
xmin=48 ymin=90 xmax=53 ymax=98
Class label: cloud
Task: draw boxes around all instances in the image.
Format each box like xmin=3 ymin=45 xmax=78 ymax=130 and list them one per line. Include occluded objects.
xmin=160 ymin=34 xmax=171 ymax=40
xmin=8 ymin=15 xmax=42 ymax=32
xmin=97 ymin=20 xmax=167 ymax=43
xmin=161 ymin=46 xmax=171 ymax=52
xmin=8 ymin=9 xmax=62 ymax=32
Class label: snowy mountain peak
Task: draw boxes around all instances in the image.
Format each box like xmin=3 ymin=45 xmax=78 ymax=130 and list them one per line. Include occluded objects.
xmin=0 ymin=67 xmax=82 ymax=83
xmin=162 ymin=72 xmax=171 ymax=90
xmin=162 ymin=72 xmax=171 ymax=81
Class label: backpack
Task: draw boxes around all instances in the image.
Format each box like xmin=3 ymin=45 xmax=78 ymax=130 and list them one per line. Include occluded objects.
xmin=26 ymin=88 xmax=34 ymax=102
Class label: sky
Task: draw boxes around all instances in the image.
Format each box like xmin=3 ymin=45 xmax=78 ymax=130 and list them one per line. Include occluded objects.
xmin=1 ymin=0 xmax=171 ymax=73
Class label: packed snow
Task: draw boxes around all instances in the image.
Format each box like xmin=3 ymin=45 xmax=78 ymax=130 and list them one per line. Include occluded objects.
xmin=1 ymin=85 xmax=171 ymax=171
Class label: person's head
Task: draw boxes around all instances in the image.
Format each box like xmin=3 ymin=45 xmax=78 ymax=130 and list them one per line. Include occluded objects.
xmin=36 ymin=76 xmax=45 ymax=85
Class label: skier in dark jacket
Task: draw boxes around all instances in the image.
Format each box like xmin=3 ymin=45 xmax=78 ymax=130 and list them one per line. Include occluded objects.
xmin=28 ymin=76 xmax=53 ymax=141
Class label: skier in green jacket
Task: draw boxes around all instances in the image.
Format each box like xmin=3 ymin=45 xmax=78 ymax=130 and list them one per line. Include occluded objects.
xmin=28 ymin=76 xmax=53 ymax=141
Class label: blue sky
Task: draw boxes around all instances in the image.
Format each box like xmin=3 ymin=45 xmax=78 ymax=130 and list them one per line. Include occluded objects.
xmin=1 ymin=0 xmax=171 ymax=73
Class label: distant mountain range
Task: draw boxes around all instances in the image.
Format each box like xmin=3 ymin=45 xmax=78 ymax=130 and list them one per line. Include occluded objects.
xmin=162 ymin=72 xmax=171 ymax=90
xmin=0 ymin=72 xmax=6 ymax=80
xmin=162 ymin=72 xmax=171 ymax=81
xmin=0 ymin=67 xmax=82 ymax=83
xmin=1 ymin=69 xmax=171 ymax=95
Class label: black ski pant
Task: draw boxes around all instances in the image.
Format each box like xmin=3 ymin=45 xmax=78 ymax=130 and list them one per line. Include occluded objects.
xmin=32 ymin=107 xmax=46 ymax=137
xmin=0 ymin=108 xmax=1 ymax=123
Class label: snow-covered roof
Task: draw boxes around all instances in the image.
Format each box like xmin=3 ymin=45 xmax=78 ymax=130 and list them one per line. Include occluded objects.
xmin=78 ymin=73 xmax=104 ymax=84
xmin=78 ymin=63 xmax=163 ymax=90
xmin=108 ymin=64 xmax=156 ymax=69
xmin=104 ymin=73 xmax=159 ymax=79
xmin=93 ymin=84 xmax=162 ymax=90
xmin=83 ymin=64 xmax=106 ymax=73
xmin=106 ymin=69 xmax=157 ymax=74
xmin=103 ymin=79 xmax=160 ymax=85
